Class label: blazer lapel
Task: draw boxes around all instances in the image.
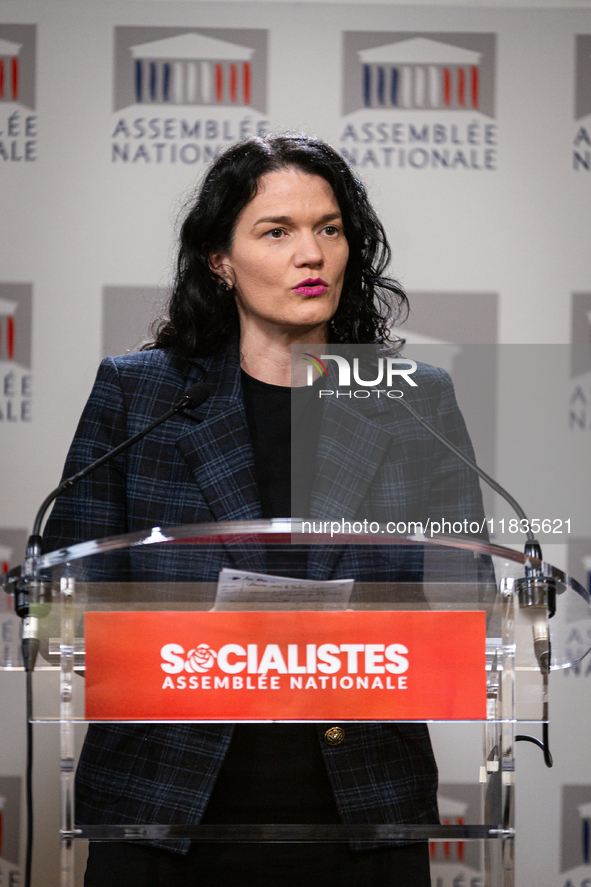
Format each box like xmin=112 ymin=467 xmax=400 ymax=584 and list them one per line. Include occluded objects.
xmin=306 ymin=395 xmax=395 ymax=580
xmin=173 ymin=347 xmax=399 ymax=580
xmin=175 ymin=347 xmax=266 ymax=573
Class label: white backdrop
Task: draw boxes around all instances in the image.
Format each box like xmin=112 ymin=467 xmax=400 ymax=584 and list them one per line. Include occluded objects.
xmin=1 ymin=1 xmax=591 ymax=884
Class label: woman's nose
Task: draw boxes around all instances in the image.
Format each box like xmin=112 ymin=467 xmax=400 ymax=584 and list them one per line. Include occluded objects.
xmin=294 ymin=231 xmax=324 ymax=267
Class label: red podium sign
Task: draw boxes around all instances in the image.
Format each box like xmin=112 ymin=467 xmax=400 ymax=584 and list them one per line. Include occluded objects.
xmin=85 ymin=610 xmax=486 ymax=721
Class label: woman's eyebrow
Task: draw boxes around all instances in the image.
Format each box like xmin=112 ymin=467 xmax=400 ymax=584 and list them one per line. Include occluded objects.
xmin=253 ymin=211 xmax=342 ymax=227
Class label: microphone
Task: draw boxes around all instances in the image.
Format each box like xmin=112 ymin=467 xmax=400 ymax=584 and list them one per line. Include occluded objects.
xmin=4 ymin=381 xmax=211 ymax=628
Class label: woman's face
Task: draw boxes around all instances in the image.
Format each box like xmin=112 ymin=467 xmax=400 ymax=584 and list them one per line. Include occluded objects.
xmin=212 ymin=168 xmax=349 ymax=341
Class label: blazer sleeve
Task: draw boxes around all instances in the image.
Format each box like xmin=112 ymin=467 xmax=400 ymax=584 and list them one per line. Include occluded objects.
xmin=42 ymin=358 xmax=130 ymax=553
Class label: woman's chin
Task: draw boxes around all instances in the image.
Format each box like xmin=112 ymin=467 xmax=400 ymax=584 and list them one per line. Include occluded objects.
xmin=277 ymin=318 xmax=331 ymax=340
xmin=241 ymin=313 xmax=332 ymax=341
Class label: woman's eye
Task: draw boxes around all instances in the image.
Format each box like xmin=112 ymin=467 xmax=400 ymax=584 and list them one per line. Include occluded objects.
xmin=323 ymin=225 xmax=339 ymax=236
xmin=266 ymin=228 xmax=285 ymax=239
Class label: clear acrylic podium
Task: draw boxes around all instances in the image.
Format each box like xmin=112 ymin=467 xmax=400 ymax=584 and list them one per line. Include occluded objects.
xmin=18 ymin=520 xmax=591 ymax=887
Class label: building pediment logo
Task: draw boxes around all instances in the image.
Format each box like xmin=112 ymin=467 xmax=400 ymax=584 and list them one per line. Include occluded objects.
xmin=0 ymin=530 xmax=26 ymax=575
xmin=343 ymin=31 xmax=495 ymax=117
xmin=575 ymin=35 xmax=591 ymax=120
xmin=0 ymin=285 xmax=31 ymax=369
xmin=0 ymin=285 xmax=32 ymax=423
xmin=570 ymin=293 xmax=591 ymax=378
xmin=0 ymin=776 xmax=21 ymax=868
xmin=0 ymin=25 xmax=35 ymax=109
xmin=431 ymin=785 xmax=481 ymax=871
xmin=114 ymin=27 xmax=267 ymax=112
xmin=562 ymin=786 xmax=591 ymax=872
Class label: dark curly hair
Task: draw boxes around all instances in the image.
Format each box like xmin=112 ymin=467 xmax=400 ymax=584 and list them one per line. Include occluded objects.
xmin=147 ymin=133 xmax=408 ymax=357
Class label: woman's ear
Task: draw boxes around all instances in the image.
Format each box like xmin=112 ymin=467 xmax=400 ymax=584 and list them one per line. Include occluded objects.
xmin=209 ymin=253 xmax=235 ymax=291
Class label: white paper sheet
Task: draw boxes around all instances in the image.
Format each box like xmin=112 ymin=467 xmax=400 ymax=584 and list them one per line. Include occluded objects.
xmin=214 ymin=568 xmax=354 ymax=610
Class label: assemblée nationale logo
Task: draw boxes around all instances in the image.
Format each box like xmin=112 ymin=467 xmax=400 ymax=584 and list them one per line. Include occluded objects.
xmin=569 ymin=293 xmax=591 ymax=434
xmin=0 ymin=529 xmax=26 ymax=668
xmin=561 ymin=786 xmax=591 ymax=882
xmin=562 ymin=542 xmax=591 ymax=679
xmin=0 ymin=776 xmax=21 ymax=879
xmin=111 ymin=26 xmax=268 ymax=165
xmin=430 ymin=784 xmax=481 ymax=876
xmin=574 ymin=36 xmax=591 ymax=172
xmin=340 ymin=31 xmax=497 ymax=171
xmin=0 ymin=284 xmax=32 ymax=423
xmin=0 ymin=24 xmax=37 ymax=162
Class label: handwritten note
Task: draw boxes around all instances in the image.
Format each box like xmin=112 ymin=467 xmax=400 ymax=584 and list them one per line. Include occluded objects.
xmin=214 ymin=569 xmax=354 ymax=610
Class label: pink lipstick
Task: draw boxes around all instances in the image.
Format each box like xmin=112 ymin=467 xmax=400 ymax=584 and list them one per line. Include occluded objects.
xmin=292 ymin=277 xmax=329 ymax=296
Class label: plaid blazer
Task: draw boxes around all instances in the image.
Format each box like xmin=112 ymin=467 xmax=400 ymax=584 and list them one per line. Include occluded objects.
xmin=43 ymin=345 xmax=487 ymax=852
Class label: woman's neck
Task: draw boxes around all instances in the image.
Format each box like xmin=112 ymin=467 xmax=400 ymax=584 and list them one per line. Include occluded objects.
xmin=239 ymin=323 xmax=328 ymax=387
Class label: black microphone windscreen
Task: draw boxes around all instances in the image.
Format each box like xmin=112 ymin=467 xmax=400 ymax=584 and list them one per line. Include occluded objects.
xmin=179 ymin=382 xmax=211 ymax=410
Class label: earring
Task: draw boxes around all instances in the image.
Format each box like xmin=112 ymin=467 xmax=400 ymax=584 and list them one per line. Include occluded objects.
xmin=219 ymin=281 xmax=228 ymax=291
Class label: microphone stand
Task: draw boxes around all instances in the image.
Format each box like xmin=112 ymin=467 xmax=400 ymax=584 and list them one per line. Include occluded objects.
xmin=394 ymin=396 xmax=555 ymax=767
xmin=3 ymin=381 xmax=211 ymax=620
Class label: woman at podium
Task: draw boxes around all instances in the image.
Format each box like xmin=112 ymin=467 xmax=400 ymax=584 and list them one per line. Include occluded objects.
xmin=44 ymin=134 xmax=486 ymax=886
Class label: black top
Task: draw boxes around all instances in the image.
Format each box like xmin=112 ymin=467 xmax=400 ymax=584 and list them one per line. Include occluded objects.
xmin=201 ymin=371 xmax=339 ymax=825
xmin=240 ymin=370 xmax=323 ymax=520
xmin=240 ymin=371 xmax=292 ymax=519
